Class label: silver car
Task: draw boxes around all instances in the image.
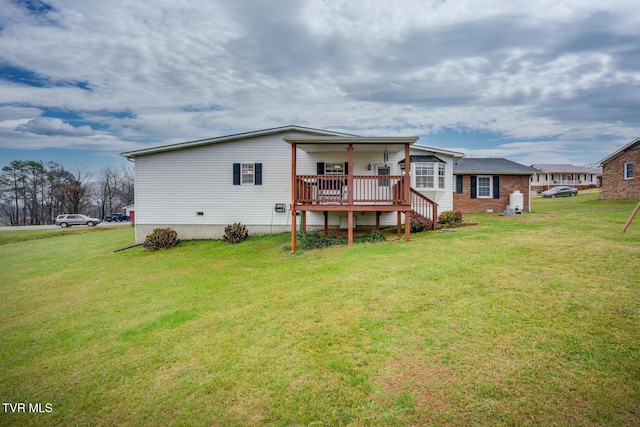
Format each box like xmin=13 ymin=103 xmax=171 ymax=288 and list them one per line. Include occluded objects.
xmin=541 ymin=186 xmax=578 ymax=198
xmin=55 ymin=214 xmax=101 ymax=227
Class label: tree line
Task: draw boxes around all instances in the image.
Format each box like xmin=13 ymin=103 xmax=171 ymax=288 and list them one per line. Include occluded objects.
xmin=0 ymin=160 xmax=134 ymax=226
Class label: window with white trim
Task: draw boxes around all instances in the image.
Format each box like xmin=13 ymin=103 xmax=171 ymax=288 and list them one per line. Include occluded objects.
xmin=415 ymin=163 xmax=434 ymax=189
xmin=413 ymin=162 xmax=446 ymax=190
xmin=324 ymin=163 xmax=344 ymax=175
xmin=477 ymin=176 xmax=492 ymax=198
xmin=625 ymin=162 xmax=633 ymax=179
xmin=241 ymin=163 xmax=254 ymax=184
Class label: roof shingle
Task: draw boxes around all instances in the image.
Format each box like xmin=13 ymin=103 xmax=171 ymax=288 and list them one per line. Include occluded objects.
xmin=454 ymin=158 xmax=537 ymax=175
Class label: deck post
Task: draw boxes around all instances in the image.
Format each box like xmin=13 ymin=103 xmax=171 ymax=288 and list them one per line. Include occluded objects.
xmin=404 ymin=143 xmax=411 ymax=241
xmin=376 ymin=211 xmax=381 ymax=231
xmin=291 ymin=141 xmax=297 ymax=253
xmin=347 ymin=143 xmax=354 ymax=205
xmin=432 ymin=203 xmax=438 ymax=230
xmin=404 ymin=143 xmax=411 ymax=204
xmin=302 ymin=211 xmax=306 ymax=234
xmin=324 ymin=211 xmax=328 ymax=235
xmin=397 ymin=212 xmax=402 ymax=234
xmin=348 ymin=211 xmax=354 ymax=246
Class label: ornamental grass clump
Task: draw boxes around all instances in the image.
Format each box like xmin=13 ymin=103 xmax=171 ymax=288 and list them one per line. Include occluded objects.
xmin=223 ymin=223 xmax=249 ymax=244
xmin=143 ymin=227 xmax=179 ymax=251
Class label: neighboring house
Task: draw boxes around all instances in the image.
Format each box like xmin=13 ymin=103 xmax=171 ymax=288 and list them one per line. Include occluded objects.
xmin=453 ymin=158 xmax=537 ymax=213
xmin=120 ymin=125 xmax=463 ymax=246
xmin=598 ymin=138 xmax=640 ymax=200
xmin=530 ymin=164 xmax=600 ymax=193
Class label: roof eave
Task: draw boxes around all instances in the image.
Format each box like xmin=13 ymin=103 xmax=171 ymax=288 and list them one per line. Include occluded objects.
xmin=598 ymin=138 xmax=640 ymax=165
xmin=120 ymin=125 xmax=357 ymax=158
xmin=411 ymin=144 xmax=465 ymax=158
xmin=283 ymin=136 xmax=419 ymax=145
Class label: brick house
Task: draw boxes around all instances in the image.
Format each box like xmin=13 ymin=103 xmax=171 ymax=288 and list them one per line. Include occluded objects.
xmin=453 ymin=158 xmax=537 ymax=213
xmin=599 ymin=138 xmax=640 ymax=200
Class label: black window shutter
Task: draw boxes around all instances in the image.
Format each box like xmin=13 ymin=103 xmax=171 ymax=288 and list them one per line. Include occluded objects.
xmin=456 ymin=175 xmax=463 ymax=194
xmin=493 ymin=176 xmax=500 ymax=199
xmin=470 ymin=176 xmax=477 ymax=199
xmin=344 ymin=162 xmax=348 ymax=175
xmin=255 ymin=163 xmax=262 ymax=185
xmin=317 ymin=162 xmax=324 ymax=175
xmin=233 ymin=163 xmax=240 ymax=185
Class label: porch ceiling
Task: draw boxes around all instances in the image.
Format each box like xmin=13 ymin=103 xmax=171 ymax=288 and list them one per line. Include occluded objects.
xmin=283 ymin=136 xmax=418 ymax=153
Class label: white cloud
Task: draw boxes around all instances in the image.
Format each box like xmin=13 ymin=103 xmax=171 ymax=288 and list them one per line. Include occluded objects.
xmin=16 ymin=117 xmax=94 ymax=137
xmin=0 ymin=0 xmax=638 ymax=166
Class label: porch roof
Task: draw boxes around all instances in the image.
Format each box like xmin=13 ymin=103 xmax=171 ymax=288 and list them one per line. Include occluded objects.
xmin=283 ymin=136 xmax=419 ymax=153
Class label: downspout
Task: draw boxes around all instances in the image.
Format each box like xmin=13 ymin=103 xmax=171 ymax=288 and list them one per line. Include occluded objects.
xmin=528 ymin=174 xmax=532 ymax=212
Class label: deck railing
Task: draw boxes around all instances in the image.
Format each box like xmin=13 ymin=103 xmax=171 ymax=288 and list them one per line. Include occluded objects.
xmin=410 ymin=189 xmax=438 ymax=229
xmin=295 ymin=175 xmax=408 ymax=205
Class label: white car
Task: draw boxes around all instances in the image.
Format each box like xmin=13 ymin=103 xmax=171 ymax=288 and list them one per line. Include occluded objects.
xmin=55 ymin=214 xmax=101 ymax=227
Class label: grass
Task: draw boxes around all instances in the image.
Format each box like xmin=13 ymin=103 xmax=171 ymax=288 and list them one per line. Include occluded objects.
xmin=1 ymin=191 xmax=639 ymax=426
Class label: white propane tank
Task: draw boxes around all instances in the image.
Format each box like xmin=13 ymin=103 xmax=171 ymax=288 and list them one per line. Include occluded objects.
xmin=510 ymin=191 xmax=524 ymax=211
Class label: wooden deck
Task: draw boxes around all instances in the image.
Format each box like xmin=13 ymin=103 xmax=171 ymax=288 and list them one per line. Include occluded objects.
xmin=287 ymin=136 xmax=436 ymax=253
xmin=294 ymin=175 xmax=409 ymax=209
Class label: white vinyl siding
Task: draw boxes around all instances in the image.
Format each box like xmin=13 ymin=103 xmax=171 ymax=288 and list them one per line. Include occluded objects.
xmin=134 ymin=134 xmax=291 ymax=226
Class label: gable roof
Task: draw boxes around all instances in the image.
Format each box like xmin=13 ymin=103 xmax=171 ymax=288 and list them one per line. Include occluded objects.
xmin=454 ymin=158 xmax=537 ymax=175
xmin=411 ymin=144 xmax=464 ymax=159
xmin=531 ymin=164 xmax=601 ymax=174
xmin=398 ymin=155 xmax=446 ymax=164
xmin=598 ymin=138 xmax=640 ymax=165
xmin=120 ymin=125 xmax=355 ymax=158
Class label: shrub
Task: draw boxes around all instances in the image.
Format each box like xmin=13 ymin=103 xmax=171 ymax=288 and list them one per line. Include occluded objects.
xmin=438 ymin=210 xmax=463 ymax=226
xmin=410 ymin=216 xmax=433 ymax=232
xmin=298 ymin=232 xmax=339 ymax=250
xmin=223 ymin=223 xmax=249 ymax=244
xmin=354 ymin=231 xmax=386 ymax=243
xmin=143 ymin=227 xmax=179 ymax=251
xmin=298 ymin=231 xmax=385 ymax=250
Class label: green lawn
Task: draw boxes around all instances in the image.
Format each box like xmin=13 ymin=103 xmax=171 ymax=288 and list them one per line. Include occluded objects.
xmin=1 ymin=192 xmax=639 ymax=426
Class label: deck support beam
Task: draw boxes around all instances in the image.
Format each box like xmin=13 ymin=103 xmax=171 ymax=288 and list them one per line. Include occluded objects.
xmin=376 ymin=211 xmax=381 ymax=231
xmin=301 ymin=211 xmax=306 ymax=234
xmin=348 ymin=211 xmax=354 ymax=246
xmin=404 ymin=143 xmax=411 ymax=242
xmin=324 ymin=211 xmax=328 ymax=235
xmin=291 ymin=141 xmax=297 ymax=253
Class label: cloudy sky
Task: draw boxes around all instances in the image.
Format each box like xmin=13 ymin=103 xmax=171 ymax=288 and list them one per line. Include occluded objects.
xmin=1 ymin=0 xmax=639 ymax=171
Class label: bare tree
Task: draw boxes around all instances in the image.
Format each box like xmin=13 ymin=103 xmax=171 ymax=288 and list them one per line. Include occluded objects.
xmin=1 ymin=161 xmax=27 ymax=225
xmin=118 ymin=163 xmax=135 ymax=207
xmin=1 ymin=160 xmax=132 ymax=225
xmin=61 ymin=164 xmax=93 ymax=215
